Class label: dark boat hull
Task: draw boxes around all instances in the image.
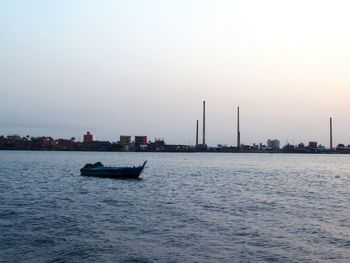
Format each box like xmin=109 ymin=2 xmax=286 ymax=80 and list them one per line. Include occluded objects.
xmin=80 ymin=161 xmax=147 ymax=179
xmin=81 ymin=167 xmax=143 ymax=179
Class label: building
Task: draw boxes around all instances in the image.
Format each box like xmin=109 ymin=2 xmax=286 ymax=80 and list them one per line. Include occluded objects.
xmin=308 ymin=141 xmax=317 ymax=149
xmin=282 ymin=143 xmax=295 ymax=152
xmin=83 ymin=131 xmax=93 ymax=142
xmin=30 ymin=137 xmax=54 ymax=150
xmin=148 ymin=139 xmax=165 ymax=151
xmin=135 ymin=136 xmax=147 ymax=146
xmin=119 ymin=135 xmax=132 ymax=151
xmin=0 ymin=135 xmax=6 ymax=146
xmin=55 ymin=139 xmax=75 ymax=150
xmin=7 ymin=135 xmax=22 ymax=143
xmin=336 ymin=144 xmax=350 ymax=154
xmin=267 ymin=139 xmax=280 ymax=150
xmin=119 ymin=136 xmax=131 ymax=146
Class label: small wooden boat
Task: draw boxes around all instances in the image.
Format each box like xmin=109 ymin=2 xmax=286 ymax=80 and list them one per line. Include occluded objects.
xmin=80 ymin=161 xmax=147 ymax=179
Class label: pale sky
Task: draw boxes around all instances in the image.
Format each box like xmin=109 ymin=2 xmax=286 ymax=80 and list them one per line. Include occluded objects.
xmin=1 ymin=0 xmax=349 ymax=146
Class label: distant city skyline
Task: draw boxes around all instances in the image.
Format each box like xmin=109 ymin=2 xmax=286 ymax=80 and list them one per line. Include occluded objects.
xmin=0 ymin=115 xmax=340 ymax=148
xmin=1 ymin=0 xmax=349 ymax=146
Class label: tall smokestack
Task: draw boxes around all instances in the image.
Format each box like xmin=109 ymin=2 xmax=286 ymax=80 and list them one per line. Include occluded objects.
xmin=202 ymin=100 xmax=206 ymax=145
xmin=330 ymin=117 xmax=333 ymax=149
xmin=196 ymin=120 xmax=199 ymax=147
xmin=237 ymin=106 xmax=240 ymax=148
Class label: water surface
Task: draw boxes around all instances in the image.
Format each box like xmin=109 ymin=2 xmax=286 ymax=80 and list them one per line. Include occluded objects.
xmin=1 ymin=151 xmax=350 ymax=262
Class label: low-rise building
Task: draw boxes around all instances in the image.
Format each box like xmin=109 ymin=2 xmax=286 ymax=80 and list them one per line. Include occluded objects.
xmin=83 ymin=131 xmax=93 ymax=142
xmin=55 ymin=139 xmax=75 ymax=150
xmin=135 ymin=136 xmax=147 ymax=146
xmin=267 ymin=139 xmax=280 ymax=150
xmin=120 ymin=135 xmax=131 ymax=146
xmin=282 ymin=143 xmax=295 ymax=153
xmin=148 ymin=139 xmax=165 ymax=151
xmin=308 ymin=141 xmax=317 ymax=149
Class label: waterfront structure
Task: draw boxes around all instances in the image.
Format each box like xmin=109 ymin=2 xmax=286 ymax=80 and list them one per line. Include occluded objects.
xmin=163 ymin=144 xmax=193 ymax=152
xmin=267 ymin=139 xmax=280 ymax=150
xmin=336 ymin=144 xmax=350 ymax=153
xmin=308 ymin=141 xmax=317 ymax=149
xmin=135 ymin=136 xmax=147 ymax=146
xmin=55 ymin=139 xmax=74 ymax=149
xmin=0 ymin=132 xmax=350 ymax=154
xmin=120 ymin=136 xmax=131 ymax=146
xmin=83 ymin=131 xmax=93 ymax=142
xmin=282 ymin=143 xmax=296 ymax=152
xmin=7 ymin=135 xmax=22 ymax=142
xmin=147 ymin=139 xmax=165 ymax=151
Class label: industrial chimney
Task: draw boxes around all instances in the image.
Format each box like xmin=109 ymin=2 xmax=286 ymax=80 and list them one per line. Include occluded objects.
xmin=196 ymin=120 xmax=199 ymax=147
xmin=237 ymin=106 xmax=240 ymax=148
xmin=330 ymin=117 xmax=333 ymax=149
xmin=202 ymin=100 xmax=206 ymax=146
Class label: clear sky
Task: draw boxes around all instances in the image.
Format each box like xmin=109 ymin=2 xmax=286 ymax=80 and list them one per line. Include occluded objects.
xmin=1 ymin=0 xmax=349 ymax=146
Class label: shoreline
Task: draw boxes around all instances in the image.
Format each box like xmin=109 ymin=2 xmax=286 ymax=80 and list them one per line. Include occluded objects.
xmin=0 ymin=148 xmax=348 ymax=154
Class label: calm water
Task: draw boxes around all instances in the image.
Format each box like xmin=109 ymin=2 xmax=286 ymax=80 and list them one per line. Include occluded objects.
xmin=0 ymin=151 xmax=350 ymax=262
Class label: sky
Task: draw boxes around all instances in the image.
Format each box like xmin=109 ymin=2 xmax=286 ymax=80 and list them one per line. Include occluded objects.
xmin=1 ymin=0 xmax=349 ymax=146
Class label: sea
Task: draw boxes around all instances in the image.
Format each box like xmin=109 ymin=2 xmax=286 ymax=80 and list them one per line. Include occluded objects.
xmin=0 ymin=151 xmax=349 ymax=263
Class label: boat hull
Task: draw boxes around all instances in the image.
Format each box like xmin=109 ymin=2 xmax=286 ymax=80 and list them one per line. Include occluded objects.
xmin=80 ymin=167 xmax=144 ymax=179
xmin=80 ymin=161 xmax=147 ymax=179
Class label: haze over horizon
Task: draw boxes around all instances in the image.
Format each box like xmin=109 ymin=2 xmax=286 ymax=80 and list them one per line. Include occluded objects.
xmin=1 ymin=0 xmax=349 ymax=146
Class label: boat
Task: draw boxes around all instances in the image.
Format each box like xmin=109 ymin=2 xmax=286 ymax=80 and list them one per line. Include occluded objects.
xmin=80 ymin=161 xmax=147 ymax=179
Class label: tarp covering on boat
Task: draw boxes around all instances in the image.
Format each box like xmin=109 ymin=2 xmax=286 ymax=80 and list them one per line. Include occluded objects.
xmin=82 ymin=162 xmax=103 ymax=169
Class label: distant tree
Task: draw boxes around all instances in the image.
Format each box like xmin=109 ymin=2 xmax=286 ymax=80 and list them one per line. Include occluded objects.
xmin=70 ymin=137 xmax=75 ymax=141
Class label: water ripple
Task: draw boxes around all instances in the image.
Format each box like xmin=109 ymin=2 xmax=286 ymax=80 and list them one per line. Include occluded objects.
xmin=0 ymin=151 xmax=350 ymax=262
